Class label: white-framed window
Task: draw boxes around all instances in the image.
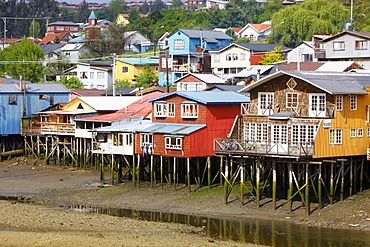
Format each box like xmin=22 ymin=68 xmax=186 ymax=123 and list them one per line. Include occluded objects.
xmin=333 ymin=41 xmax=345 ymax=51
xmin=122 ymin=66 xmax=129 ymax=73
xmin=97 ymin=72 xmax=104 ymax=79
xmin=258 ymin=92 xmax=274 ymax=115
xmin=174 ymin=39 xmax=185 ymax=50
xmin=214 ymin=54 xmax=220 ymax=63
xmin=350 ymin=128 xmax=356 ymax=138
xmin=309 ymin=93 xmax=326 ymax=117
xmin=286 ymin=92 xmax=299 ymax=108
xmin=367 ymin=127 xmax=370 ymax=137
xmin=181 ymin=102 xmax=198 ymax=118
xmin=154 ymin=102 xmax=167 ymax=117
xmin=358 ymin=128 xmax=364 ymax=137
xmin=140 ymin=134 xmax=153 ymax=147
xmin=124 ymin=133 xmax=133 ymax=145
xmin=240 ymin=53 xmax=246 ymax=61
xmin=90 ymin=72 xmax=94 ymax=79
xmin=167 ymin=103 xmax=175 ymax=117
xmin=80 ymin=71 xmax=87 ymax=79
xmin=226 ymin=53 xmax=232 ymax=61
xmin=329 ymin=129 xmax=342 ymax=145
xmin=232 ymin=53 xmax=238 ymax=60
xmin=9 ymin=94 xmax=17 ymax=105
xmin=165 ymin=136 xmax=183 ymax=150
xmin=355 ymin=40 xmax=367 ymax=50
xmin=336 ymin=95 xmax=343 ymax=111
xmin=350 ymin=95 xmax=357 ymax=110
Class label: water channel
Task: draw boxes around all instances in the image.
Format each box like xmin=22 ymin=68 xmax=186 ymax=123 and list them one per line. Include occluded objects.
xmin=69 ymin=204 xmax=370 ymax=247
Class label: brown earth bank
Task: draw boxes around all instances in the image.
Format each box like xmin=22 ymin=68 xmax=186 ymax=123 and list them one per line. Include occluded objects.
xmin=0 ymin=156 xmax=370 ymax=247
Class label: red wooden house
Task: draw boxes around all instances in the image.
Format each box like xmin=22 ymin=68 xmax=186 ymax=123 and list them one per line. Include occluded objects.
xmin=134 ymin=91 xmax=249 ymax=158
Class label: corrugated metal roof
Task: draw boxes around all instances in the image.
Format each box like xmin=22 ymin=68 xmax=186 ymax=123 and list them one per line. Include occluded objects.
xmin=149 ymin=91 xmax=249 ymax=104
xmin=238 ymin=43 xmax=289 ymax=52
xmin=315 ymin=61 xmax=362 ymax=72
xmin=117 ymin=57 xmax=159 ymax=65
xmin=240 ymin=70 xmax=370 ymax=95
xmin=79 ymin=96 xmax=140 ymax=111
xmin=0 ymin=84 xmax=19 ymax=93
xmin=93 ymin=119 xmax=154 ymax=133
xmin=177 ymin=29 xmax=232 ymax=40
xmin=139 ymin=123 xmax=206 ymax=135
xmin=61 ymin=43 xmax=86 ymax=51
xmin=175 ymin=73 xmax=225 ymax=84
xmin=0 ymin=83 xmax=70 ymax=93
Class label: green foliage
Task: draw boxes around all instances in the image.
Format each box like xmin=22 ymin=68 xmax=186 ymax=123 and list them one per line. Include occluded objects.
xmin=270 ymin=0 xmax=349 ymax=47
xmin=260 ymin=46 xmax=283 ymax=65
xmin=59 ymin=76 xmax=84 ymax=89
xmin=77 ymin=0 xmax=90 ymax=23
xmin=234 ymin=37 xmax=250 ymax=44
xmin=29 ymin=20 xmax=41 ymax=38
xmin=0 ymin=38 xmax=44 ymax=83
xmin=135 ymin=65 xmax=158 ymax=87
xmin=115 ymin=79 xmax=133 ymax=88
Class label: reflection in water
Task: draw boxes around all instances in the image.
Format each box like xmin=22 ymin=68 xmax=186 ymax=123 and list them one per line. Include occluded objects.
xmin=69 ymin=205 xmax=370 ymax=247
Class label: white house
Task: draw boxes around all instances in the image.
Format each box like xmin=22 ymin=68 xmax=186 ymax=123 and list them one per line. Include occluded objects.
xmin=287 ymin=41 xmax=317 ymax=63
xmin=76 ymin=61 xmax=113 ymax=90
xmin=175 ymin=73 xmax=225 ymax=91
xmin=61 ymin=43 xmax=92 ymax=63
xmin=238 ymin=22 xmax=271 ymax=41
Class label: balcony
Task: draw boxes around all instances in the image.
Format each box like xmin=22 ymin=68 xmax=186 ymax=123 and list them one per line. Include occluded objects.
xmin=171 ymin=63 xmax=200 ymax=73
xmin=40 ymin=122 xmax=75 ymax=135
xmin=214 ymin=138 xmax=315 ymax=157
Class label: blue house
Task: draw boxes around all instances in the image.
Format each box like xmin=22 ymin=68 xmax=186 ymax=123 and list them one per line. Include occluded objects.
xmin=158 ymin=29 xmax=232 ymax=86
xmin=0 ymin=81 xmax=70 ymax=151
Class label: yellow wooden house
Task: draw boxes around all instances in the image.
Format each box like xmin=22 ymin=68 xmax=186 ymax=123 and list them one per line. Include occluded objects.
xmin=115 ymin=57 xmax=159 ymax=83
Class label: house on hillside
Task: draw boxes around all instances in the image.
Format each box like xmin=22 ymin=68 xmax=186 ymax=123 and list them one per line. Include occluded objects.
xmin=175 ymin=73 xmax=225 ymax=91
xmin=123 ymin=31 xmax=152 ymax=53
xmin=61 ymin=43 xmax=92 ymax=64
xmin=41 ymin=32 xmax=73 ymax=45
xmin=76 ymin=61 xmax=113 ymax=89
xmin=115 ymin=57 xmax=159 ymax=83
xmin=46 ymin=21 xmax=80 ymax=35
xmin=158 ymin=29 xmax=232 ymax=86
xmin=238 ymin=22 xmax=272 ymax=41
xmin=287 ymin=41 xmax=317 ymax=63
xmin=319 ymin=30 xmax=370 ymax=69
xmin=209 ymin=43 xmax=287 ymax=79
xmin=41 ymin=43 xmax=66 ymax=64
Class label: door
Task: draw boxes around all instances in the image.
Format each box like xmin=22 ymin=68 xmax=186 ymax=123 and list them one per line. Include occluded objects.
xmin=258 ymin=92 xmax=274 ymax=115
xmin=309 ymin=93 xmax=326 ymax=117
xmin=270 ymin=124 xmax=288 ymax=154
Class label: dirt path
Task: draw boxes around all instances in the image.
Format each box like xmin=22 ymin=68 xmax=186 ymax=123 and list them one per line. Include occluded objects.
xmin=0 ymin=156 xmax=369 ymax=246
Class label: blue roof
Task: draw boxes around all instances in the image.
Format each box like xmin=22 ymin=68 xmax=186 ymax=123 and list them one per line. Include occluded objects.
xmin=0 ymin=83 xmax=69 ymax=94
xmin=139 ymin=123 xmax=206 ymax=135
xmin=117 ymin=57 xmax=159 ymax=66
xmin=149 ymin=91 xmax=249 ymax=104
xmin=89 ymin=11 xmax=97 ymax=20
xmin=93 ymin=120 xmax=154 ymax=133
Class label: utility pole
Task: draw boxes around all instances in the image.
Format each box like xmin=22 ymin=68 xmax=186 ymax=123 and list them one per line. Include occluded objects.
xmin=112 ymin=53 xmax=116 ymax=96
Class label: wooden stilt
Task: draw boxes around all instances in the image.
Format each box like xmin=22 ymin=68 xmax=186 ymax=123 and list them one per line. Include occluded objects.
xmin=224 ymin=158 xmax=229 ymax=204
xmin=272 ymin=160 xmax=276 ymax=210
xmin=196 ymin=158 xmax=200 ymax=188
xmin=168 ymin=157 xmax=172 ymax=185
xmin=256 ymin=159 xmax=260 ymax=208
xmin=220 ymin=156 xmax=223 ymax=186
xmin=37 ymin=135 xmax=40 ymax=157
xmin=350 ymin=157 xmax=353 ymax=197
xmin=100 ymin=154 xmax=104 ymax=182
xmin=160 ymin=156 xmax=163 ymax=190
xmin=318 ymin=163 xmax=322 ymax=210
xmin=137 ymin=154 xmax=140 ymax=187
xmin=187 ymin=158 xmax=191 ymax=192
xmin=57 ymin=136 xmax=60 ymax=165
xmin=305 ymin=162 xmax=310 ymax=215
xmin=340 ymin=160 xmax=345 ymax=201
xmin=360 ymin=157 xmax=364 ymax=192
xmin=150 ymin=155 xmax=154 ymax=188
xmin=240 ymin=160 xmax=244 ymax=204
xmin=132 ymin=154 xmax=136 ymax=186
xmin=206 ymin=156 xmax=211 ymax=189
xmin=288 ymin=162 xmax=293 ymax=212
xmin=173 ymin=157 xmax=177 ymax=191
xmin=330 ymin=162 xmax=334 ymax=205
xmin=111 ymin=153 xmax=114 ymax=185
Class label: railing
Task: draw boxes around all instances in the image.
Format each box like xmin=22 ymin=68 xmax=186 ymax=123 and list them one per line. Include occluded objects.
xmin=171 ymin=63 xmax=199 ymax=73
xmin=214 ymin=138 xmax=315 ymax=157
xmin=40 ymin=122 xmax=75 ymax=134
xmin=241 ymin=102 xmax=336 ymax=118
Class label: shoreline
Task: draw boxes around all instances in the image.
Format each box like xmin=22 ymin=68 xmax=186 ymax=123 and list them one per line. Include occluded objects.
xmin=1 ymin=157 xmax=370 ymax=246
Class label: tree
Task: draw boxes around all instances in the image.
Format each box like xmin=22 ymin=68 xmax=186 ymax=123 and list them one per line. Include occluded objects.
xmin=77 ymin=0 xmax=90 ymax=23
xmin=135 ymin=65 xmax=158 ymax=87
xmin=0 ymin=38 xmax=44 ymax=83
xmin=29 ymin=20 xmax=41 ymax=38
xmin=270 ymin=0 xmax=349 ymax=47
xmin=260 ymin=46 xmax=283 ymax=65
xmin=59 ymin=76 xmax=84 ymax=89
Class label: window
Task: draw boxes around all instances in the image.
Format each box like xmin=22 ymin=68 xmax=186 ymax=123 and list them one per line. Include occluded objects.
xmin=350 ymin=95 xmax=357 ymax=110
xmin=140 ymin=134 xmax=153 ymax=147
xmin=214 ymin=54 xmax=220 ymax=63
xmin=336 ymin=95 xmax=343 ymax=111
xmin=122 ymin=66 xmax=129 ymax=73
xmin=358 ymin=128 xmax=364 ymax=137
xmin=80 ymin=71 xmax=87 ymax=79
xmin=56 ymin=26 xmax=64 ymax=31
xmin=303 ymin=54 xmax=313 ymax=62
xmin=167 ymin=103 xmax=175 ymax=117
xmin=240 ymin=53 xmax=246 ymax=61
xmin=165 ymin=136 xmax=182 ymax=150
xmin=367 ymin=128 xmax=370 ymax=137
xmin=350 ymin=129 xmax=356 ymax=138
xmin=9 ymin=94 xmax=17 ymax=105
xmin=97 ymin=72 xmax=104 ymax=79
xmin=355 ymin=40 xmax=367 ymax=50
xmin=232 ymin=53 xmax=238 ymax=60
xmin=286 ymin=92 xmax=298 ymax=108
xmin=71 ymin=27 xmax=78 ymax=31
xmin=226 ymin=53 xmax=232 ymax=61
xmin=90 ymin=72 xmax=94 ymax=79
xmin=174 ymin=39 xmax=185 ymax=50
xmin=292 ymin=124 xmax=318 ymax=146
xmin=50 ymin=94 xmax=54 ymax=105
xmin=329 ymin=129 xmax=342 ymax=145
xmin=181 ymin=102 xmax=198 ymax=118
xmin=333 ymin=41 xmax=345 ymax=51
xmin=154 ymin=102 xmax=167 ymax=117
xmin=309 ymin=93 xmax=326 ymax=117
xmin=244 ymin=123 xmax=269 ymax=143
xmin=155 ymin=66 xmax=159 ymax=71
xmin=258 ymin=92 xmax=274 ymax=115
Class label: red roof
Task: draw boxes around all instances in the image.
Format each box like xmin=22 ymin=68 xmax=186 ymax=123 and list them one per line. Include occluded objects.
xmin=250 ymin=23 xmax=271 ymax=32
xmin=41 ymin=32 xmax=68 ymax=44
xmin=280 ymin=62 xmax=324 ymax=71
xmin=231 ymin=27 xmax=242 ymax=33
xmin=80 ymin=91 xmax=165 ymax=123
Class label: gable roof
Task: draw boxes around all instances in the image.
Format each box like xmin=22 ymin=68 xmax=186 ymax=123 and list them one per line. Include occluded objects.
xmin=323 ymin=30 xmax=370 ymax=43
xmin=71 ymin=88 xmax=106 ymax=97
xmin=78 ymin=96 xmax=140 ymax=111
xmin=281 ymin=62 xmax=324 ymax=71
xmin=315 ymin=61 xmax=364 ymax=72
xmin=171 ymin=29 xmax=232 ymax=41
xmin=239 ymin=70 xmax=370 ymax=95
xmin=117 ymin=57 xmax=159 ymax=65
xmin=175 ymin=73 xmax=225 ymax=84
xmin=249 ymin=23 xmax=271 ymax=32
xmin=41 ymin=43 xmax=65 ymax=54
xmin=149 ymin=91 xmax=249 ymax=104
xmin=61 ymin=43 xmax=88 ymax=51
xmin=41 ymin=32 xmax=70 ymax=45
